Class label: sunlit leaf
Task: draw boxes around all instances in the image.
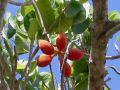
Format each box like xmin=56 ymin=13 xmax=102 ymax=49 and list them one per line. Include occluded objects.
xmin=15 ymin=34 xmax=29 ymax=54
xmin=35 ymin=0 xmax=55 ymax=33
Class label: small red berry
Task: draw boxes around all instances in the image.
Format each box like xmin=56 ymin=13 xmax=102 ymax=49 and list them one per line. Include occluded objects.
xmin=67 ymin=48 xmax=84 ymax=61
xmin=39 ymin=40 xmax=54 ymax=55
xmin=37 ymin=54 xmax=53 ymax=67
xmin=56 ymin=32 xmax=67 ymax=51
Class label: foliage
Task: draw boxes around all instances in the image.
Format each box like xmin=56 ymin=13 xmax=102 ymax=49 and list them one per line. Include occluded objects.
xmin=1 ymin=0 xmax=120 ymax=90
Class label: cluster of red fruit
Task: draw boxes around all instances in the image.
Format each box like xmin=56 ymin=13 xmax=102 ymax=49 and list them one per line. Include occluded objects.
xmin=37 ymin=32 xmax=84 ymax=77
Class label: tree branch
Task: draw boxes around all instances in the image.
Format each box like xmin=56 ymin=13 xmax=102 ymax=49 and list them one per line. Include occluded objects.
xmin=0 ymin=0 xmax=8 ymax=31
xmin=8 ymin=0 xmax=32 ymax=6
xmin=106 ymin=23 xmax=120 ymax=38
xmin=114 ymin=41 xmax=120 ymax=54
xmin=106 ymin=66 xmax=120 ymax=75
xmin=106 ymin=55 xmax=120 ymax=60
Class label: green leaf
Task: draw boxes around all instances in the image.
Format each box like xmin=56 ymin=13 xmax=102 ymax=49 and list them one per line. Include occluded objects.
xmin=15 ymin=34 xmax=29 ymax=54
xmin=28 ymin=18 xmax=39 ymax=39
xmin=16 ymin=9 xmax=24 ymax=22
xmin=8 ymin=16 xmax=19 ymax=30
xmin=79 ymin=0 xmax=88 ymax=4
xmin=34 ymin=72 xmax=53 ymax=89
xmin=35 ymin=0 xmax=55 ymax=32
xmin=17 ymin=60 xmax=27 ymax=73
xmin=51 ymin=14 xmax=72 ymax=33
xmin=26 ymin=81 xmax=35 ymax=90
xmin=72 ymin=18 xmax=91 ymax=34
xmin=72 ymin=56 xmax=88 ymax=76
xmin=65 ymin=1 xmax=85 ymax=17
xmin=117 ymin=36 xmax=120 ymax=41
xmin=72 ymin=7 xmax=86 ymax=24
xmin=24 ymin=10 xmax=36 ymax=32
xmin=21 ymin=5 xmax=34 ymax=17
xmin=82 ymin=30 xmax=91 ymax=51
xmin=108 ymin=10 xmax=120 ymax=20
xmin=75 ymin=73 xmax=88 ymax=90
xmin=7 ymin=28 xmax=16 ymax=39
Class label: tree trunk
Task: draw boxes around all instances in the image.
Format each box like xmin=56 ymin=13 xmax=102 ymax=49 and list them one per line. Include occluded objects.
xmin=0 ymin=0 xmax=9 ymax=90
xmin=89 ymin=0 xmax=108 ymax=90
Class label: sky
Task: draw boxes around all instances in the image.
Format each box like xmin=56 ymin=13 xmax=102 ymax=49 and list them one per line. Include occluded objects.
xmin=6 ymin=0 xmax=120 ymax=90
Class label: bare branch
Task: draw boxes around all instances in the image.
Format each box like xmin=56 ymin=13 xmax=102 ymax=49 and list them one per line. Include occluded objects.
xmin=31 ymin=45 xmax=39 ymax=59
xmin=105 ymin=77 xmax=111 ymax=83
xmin=105 ymin=66 xmax=120 ymax=75
xmin=106 ymin=24 xmax=120 ymax=38
xmin=8 ymin=0 xmax=32 ymax=6
xmin=114 ymin=41 xmax=120 ymax=54
xmin=106 ymin=55 xmax=120 ymax=60
xmin=104 ymin=83 xmax=111 ymax=90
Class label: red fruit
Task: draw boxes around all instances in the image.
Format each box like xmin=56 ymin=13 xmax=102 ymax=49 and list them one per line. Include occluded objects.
xmin=67 ymin=48 xmax=84 ymax=61
xmin=39 ymin=40 xmax=54 ymax=55
xmin=56 ymin=32 xmax=67 ymax=51
xmin=37 ymin=54 xmax=53 ymax=67
xmin=61 ymin=62 xmax=71 ymax=77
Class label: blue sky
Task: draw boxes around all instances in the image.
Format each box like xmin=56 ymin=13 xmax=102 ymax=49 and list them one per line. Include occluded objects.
xmin=6 ymin=0 xmax=120 ymax=90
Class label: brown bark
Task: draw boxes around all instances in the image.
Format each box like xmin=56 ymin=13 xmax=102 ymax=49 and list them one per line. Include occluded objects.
xmin=89 ymin=0 xmax=108 ymax=90
xmin=0 ymin=0 xmax=9 ymax=90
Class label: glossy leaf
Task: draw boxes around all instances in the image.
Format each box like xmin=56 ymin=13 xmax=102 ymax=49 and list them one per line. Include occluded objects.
xmin=75 ymin=73 xmax=88 ymax=90
xmin=72 ymin=56 xmax=88 ymax=76
xmin=24 ymin=10 xmax=36 ymax=32
xmin=65 ymin=1 xmax=84 ymax=17
xmin=35 ymin=0 xmax=55 ymax=32
xmin=15 ymin=34 xmax=29 ymax=54
xmin=28 ymin=18 xmax=39 ymax=39
xmin=108 ymin=10 xmax=120 ymax=20
xmin=51 ymin=14 xmax=72 ymax=33
xmin=72 ymin=18 xmax=91 ymax=34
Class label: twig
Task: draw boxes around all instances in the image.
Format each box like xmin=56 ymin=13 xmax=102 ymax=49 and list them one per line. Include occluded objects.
xmin=49 ymin=64 xmax=55 ymax=90
xmin=8 ymin=0 xmax=32 ymax=6
xmin=31 ymin=0 xmax=47 ymax=33
xmin=31 ymin=45 xmax=39 ymax=59
xmin=114 ymin=41 xmax=120 ymax=54
xmin=104 ymin=83 xmax=111 ymax=90
xmin=42 ymin=81 xmax=49 ymax=90
xmin=31 ymin=0 xmax=55 ymax=89
xmin=106 ymin=55 xmax=120 ymax=60
xmin=23 ymin=39 xmax=34 ymax=89
xmin=105 ymin=77 xmax=111 ymax=83
xmin=10 ymin=46 xmax=18 ymax=90
xmin=60 ymin=41 xmax=72 ymax=90
xmin=105 ymin=66 xmax=120 ymax=75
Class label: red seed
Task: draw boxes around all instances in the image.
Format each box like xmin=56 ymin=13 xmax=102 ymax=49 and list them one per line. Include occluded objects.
xmin=39 ymin=40 xmax=54 ymax=55
xmin=59 ymin=60 xmax=71 ymax=77
xmin=37 ymin=54 xmax=53 ymax=67
xmin=67 ymin=48 xmax=84 ymax=61
xmin=56 ymin=32 xmax=67 ymax=51
xmin=62 ymin=62 xmax=71 ymax=77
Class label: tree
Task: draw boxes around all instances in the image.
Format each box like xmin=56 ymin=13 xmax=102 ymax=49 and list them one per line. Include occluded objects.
xmin=0 ymin=0 xmax=120 ymax=90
